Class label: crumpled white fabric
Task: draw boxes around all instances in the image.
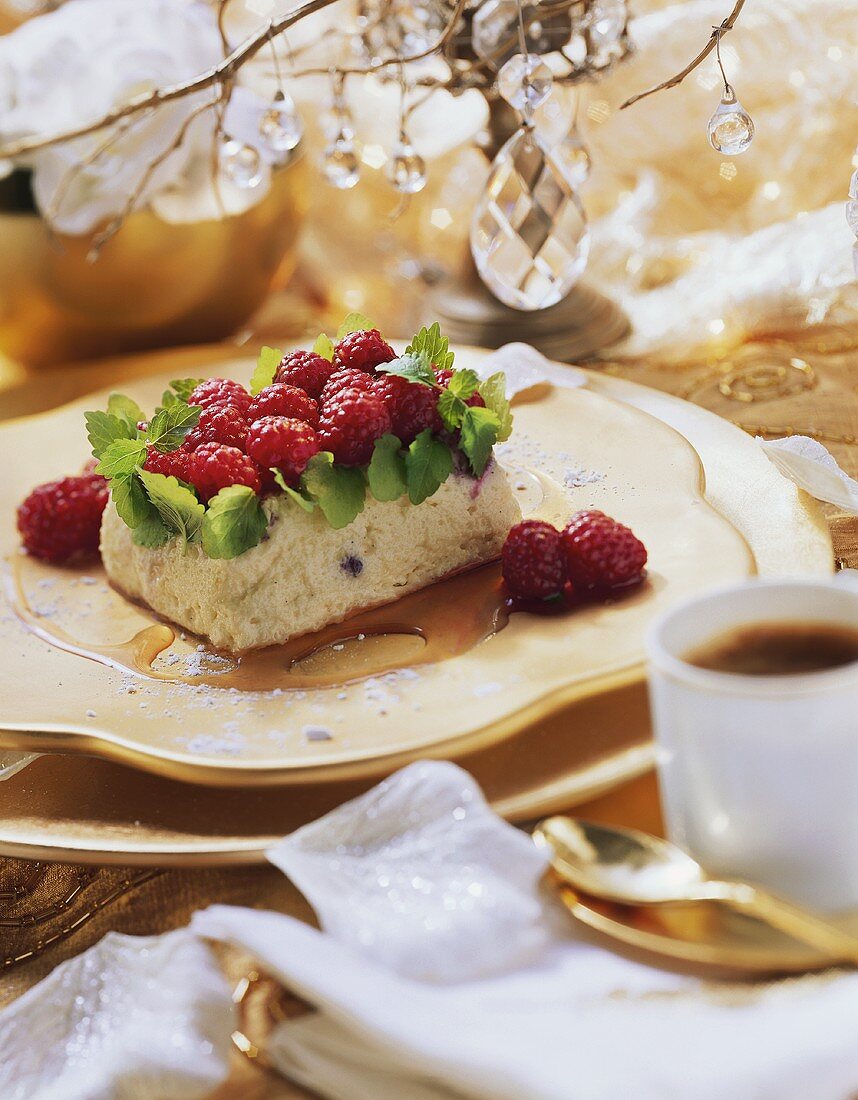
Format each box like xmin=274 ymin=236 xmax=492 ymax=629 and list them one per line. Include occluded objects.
xmin=759 ymin=436 xmax=858 ymax=514
xmin=477 ymin=342 xmax=588 ymax=395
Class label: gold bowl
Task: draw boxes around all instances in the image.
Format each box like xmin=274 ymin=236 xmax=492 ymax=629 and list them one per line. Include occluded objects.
xmin=0 ymin=160 xmax=308 ymax=368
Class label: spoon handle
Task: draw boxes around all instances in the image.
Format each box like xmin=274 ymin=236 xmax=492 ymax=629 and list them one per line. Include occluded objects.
xmin=705 ymin=882 xmax=858 ymax=964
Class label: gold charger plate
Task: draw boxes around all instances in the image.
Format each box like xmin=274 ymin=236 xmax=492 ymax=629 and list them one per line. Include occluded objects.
xmin=0 ymin=356 xmax=833 ymax=865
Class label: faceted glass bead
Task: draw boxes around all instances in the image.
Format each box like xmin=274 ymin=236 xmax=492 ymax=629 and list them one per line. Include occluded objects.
xmin=472 ymin=0 xmax=574 ymax=69
xmin=847 ymin=167 xmax=858 ymax=235
xmin=707 ymin=88 xmax=755 ymax=156
xmin=323 ymin=134 xmax=360 ymax=189
xmin=498 ymin=54 xmax=553 ymax=117
xmin=387 ymin=141 xmax=427 ymax=194
xmin=471 ymin=126 xmax=590 ymax=311
xmin=259 ymin=93 xmax=303 ymax=155
xmin=586 ymin=0 xmax=626 ymax=53
xmin=220 ymin=139 xmax=263 ymax=189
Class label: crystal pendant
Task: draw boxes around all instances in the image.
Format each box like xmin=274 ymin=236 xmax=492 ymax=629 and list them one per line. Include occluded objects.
xmin=323 ymin=132 xmax=360 ymax=189
xmin=471 ymin=126 xmax=590 ymax=311
xmin=498 ymin=54 xmax=553 ymax=116
xmin=259 ymin=91 xmax=303 ymax=156
xmin=220 ymin=139 xmax=263 ymax=189
xmin=554 ymin=127 xmax=591 ymax=188
xmin=707 ymin=87 xmax=755 ymax=156
xmin=387 ymin=140 xmax=427 ymax=194
xmin=586 ymin=0 xmax=627 ymax=54
xmin=472 ymin=0 xmax=575 ymax=68
xmin=847 ymin=167 xmax=858 ymax=235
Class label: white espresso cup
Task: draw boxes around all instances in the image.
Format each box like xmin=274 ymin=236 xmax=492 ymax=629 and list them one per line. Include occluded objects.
xmin=646 ymin=577 xmax=858 ymax=913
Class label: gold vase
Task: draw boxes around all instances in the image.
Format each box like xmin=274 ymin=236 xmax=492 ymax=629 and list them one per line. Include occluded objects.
xmin=0 ymin=158 xmax=308 ymax=368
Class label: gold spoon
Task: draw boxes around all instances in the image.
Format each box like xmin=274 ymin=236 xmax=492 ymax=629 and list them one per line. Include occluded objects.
xmin=534 ymin=816 xmax=858 ymax=966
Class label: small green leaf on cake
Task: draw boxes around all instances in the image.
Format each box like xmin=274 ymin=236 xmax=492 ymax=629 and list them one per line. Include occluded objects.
xmin=96 ymin=438 xmax=147 ymax=478
xmin=368 ymin=434 xmax=408 ymax=502
xmin=272 ymin=469 xmax=316 ymax=513
xmin=249 ymin=346 xmax=283 ymax=396
xmin=85 ymin=411 xmax=137 ymax=459
xmin=169 ymin=378 xmax=204 ymax=403
xmin=477 ymin=371 xmax=513 ymax=442
xmin=437 ymin=388 xmax=466 ymax=432
xmin=444 ymin=368 xmax=478 ymax=401
xmin=146 ymin=402 xmax=201 ymax=454
xmin=139 ymin=470 xmax=205 ymax=545
xmin=201 ymin=485 xmax=268 ymax=559
xmin=131 ymin=510 xmax=173 ymax=549
xmin=405 ymin=429 xmax=454 ymax=505
xmin=459 ymin=406 xmax=501 ymax=477
xmin=106 ymin=392 xmax=144 ymax=428
xmin=312 ymin=333 xmax=335 ymax=361
xmin=301 ymin=452 xmax=366 ymax=529
xmin=111 ymin=471 xmax=157 ymax=529
xmin=405 ymin=322 xmax=454 ymax=373
xmin=336 ymin=312 xmax=375 ymax=339
xmin=378 ymin=351 xmax=436 ymax=388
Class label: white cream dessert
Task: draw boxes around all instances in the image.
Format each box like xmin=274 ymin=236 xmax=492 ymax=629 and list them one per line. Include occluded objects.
xmin=90 ymin=319 xmax=520 ymax=651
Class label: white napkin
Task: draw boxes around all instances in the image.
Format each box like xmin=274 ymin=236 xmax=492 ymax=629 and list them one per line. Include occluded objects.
xmin=759 ymin=436 xmax=858 ymax=514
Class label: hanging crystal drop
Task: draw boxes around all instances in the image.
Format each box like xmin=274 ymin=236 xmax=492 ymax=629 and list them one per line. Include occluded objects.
xmin=586 ymin=0 xmax=627 ymax=55
xmin=387 ymin=139 xmax=427 ymax=194
xmin=259 ymin=91 xmax=303 ymax=155
xmin=554 ymin=126 xmax=592 ymax=188
xmin=323 ymin=131 xmax=360 ymax=189
xmin=707 ymin=86 xmax=755 ymax=156
xmin=497 ymin=53 xmax=553 ymax=116
xmin=220 ymin=138 xmax=263 ymax=189
xmin=846 ymin=167 xmax=858 ymax=235
xmin=471 ymin=126 xmax=590 ymax=311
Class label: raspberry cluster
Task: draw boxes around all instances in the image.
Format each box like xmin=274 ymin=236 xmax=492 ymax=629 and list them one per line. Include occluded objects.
xmin=501 ymin=511 xmax=647 ymax=601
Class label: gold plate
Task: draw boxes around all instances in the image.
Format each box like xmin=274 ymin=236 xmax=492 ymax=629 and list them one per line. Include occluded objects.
xmin=0 ymin=362 xmax=833 ymax=864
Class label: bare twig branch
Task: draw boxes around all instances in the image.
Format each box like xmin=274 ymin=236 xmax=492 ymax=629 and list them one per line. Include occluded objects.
xmin=620 ymin=0 xmax=746 ymax=109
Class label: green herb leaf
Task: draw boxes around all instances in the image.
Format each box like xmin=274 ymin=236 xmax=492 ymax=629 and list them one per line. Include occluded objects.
xmin=111 ymin=471 xmax=156 ymax=529
xmin=405 ymin=429 xmax=454 ymax=505
xmin=146 ymin=402 xmax=201 ymax=454
xmin=132 ymin=511 xmax=173 ymax=548
xmin=139 ymin=470 xmax=204 ymax=545
xmin=477 ymin=371 xmax=513 ymax=442
xmin=459 ymin=405 xmax=500 ymax=477
xmin=107 ymin=392 xmax=144 ymax=427
xmin=85 ymin=410 xmax=137 ymax=459
xmin=377 ymin=351 xmax=436 ymax=387
xmin=367 ymin=434 xmax=407 ymax=502
xmin=405 ymin=322 xmax=454 ymax=373
xmin=158 ymin=389 xmax=181 ymax=412
xmin=336 ymin=312 xmax=375 ymax=340
xmin=301 ymin=452 xmax=366 ymax=529
xmin=272 ymin=469 xmax=316 ymax=513
xmin=437 ymin=389 xmax=467 ymax=432
xmin=169 ymin=378 xmax=203 ymax=403
xmin=96 ymin=438 xmax=147 ymax=478
xmin=249 ymin=346 xmax=282 ymax=396
xmin=445 ymin=369 xmax=478 ymax=401
xmin=312 ymin=333 xmax=335 ymax=361
xmin=201 ymin=485 xmax=268 ymax=559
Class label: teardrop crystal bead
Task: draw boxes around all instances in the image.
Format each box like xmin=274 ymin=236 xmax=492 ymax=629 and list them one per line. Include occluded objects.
xmin=471 ymin=126 xmax=590 ymax=311
xmin=220 ymin=139 xmax=263 ymax=189
xmin=322 ymin=133 xmax=360 ymax=189
xmin=387 ymin=140 xmax=427 ymax=194
xmin=707 ymin=87 xmax=755 ymax=156
xmin=259 ymin=92 xmax=303 ymax=155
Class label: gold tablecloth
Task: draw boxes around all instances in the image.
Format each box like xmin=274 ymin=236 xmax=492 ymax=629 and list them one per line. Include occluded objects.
xmin=1 ymin=288 xmax=857 ymax=1096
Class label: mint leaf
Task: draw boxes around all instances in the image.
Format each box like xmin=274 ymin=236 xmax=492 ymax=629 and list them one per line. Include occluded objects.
xmin=139 ymin=470 xmax=204 ymax=545
xmin=107 ymin=392 xmax=144 ymax=427
xmin=111 ymin=471 xmax=155 ymax=529
xmin=146 ymin=402 xmax=200 ymax=454
xmin=367 ymin=434 xmax=407 ymax=502
xmin=201 ymin=485 xmax=268 ymax=559
xmin=405 ymin=429 xmax=453 ymax=505
xmin=477 ymin=372 xmax=513 ymax=442
xmin=272 ymin=469 xmax=315 ymax=513
xmin=336 ymin=312 xmax=375 ymax=339
xmin=377 ymin=351 xmax=436 ymax=387
xmin=445 ymin=369 xmax=478 ymax=401
xmin=96 ymin=438 xmax=146 ymax=478
xmin=406 ymin=322 xmax=454 ymax=373
xmin=437 ymin=389 xmax=467 ymax=432
xmin=249 ymin=346 xmax=282 ymax=396
xmin=459 ymin=406 xmax=500 ymax=477
xmin=132 ymin=511 xmax=172 ymax=548
xmin=312 ymin=333 xmax=334 ymax=361
xmin=85 ymin=410 xmax=136 ymax=459
xmin=169 ymin=378 xmax=203 ymax=403
xmin=301 ymin=452 xmax=366 ymax=529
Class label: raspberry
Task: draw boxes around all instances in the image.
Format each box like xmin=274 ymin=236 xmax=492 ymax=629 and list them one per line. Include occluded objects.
xmin=187 ymin=443 xmax=261 ymax=501
xmin=246 ymin=417 xmax=319 ymax=485
xmin=143 ymin=444 xmax=193 ymax=483
xmin=562 ymin=510 xmax=648 ymax=590
xmin=320 ymin=368 xmax=374 ymax=405
xmin=436 ymin=368 xmax=486 ymax=408
xmin=187 ymin=378 xmax=252 ymax=416
xmin=17 ymin=474 xmax=108 ymax=563
xmin=333 ymin=329 xmax=395 ymax=374
xmin=317 ymin=388 xmax=392 ymax=467
xmin=501 ymin=520 xmax=567 ymax=600
xmin=184 ymin=404 xmax=248 ymax=452
xmin=371 ymin=374 xmax=442 ymax=443
xmin=247 ymin=383 xmax=319 ymax=428
xmin=275 ymin=349 xmax=337 ymax=400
